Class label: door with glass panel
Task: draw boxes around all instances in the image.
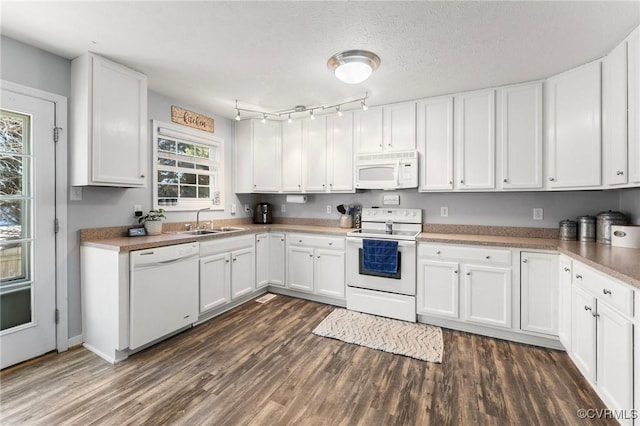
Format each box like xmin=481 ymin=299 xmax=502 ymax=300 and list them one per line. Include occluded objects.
xmin=1 ymin=89 xmax=56 ymax=369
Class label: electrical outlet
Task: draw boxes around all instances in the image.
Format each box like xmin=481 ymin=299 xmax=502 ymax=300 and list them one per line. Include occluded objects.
xmin=231 ymin=203 xmax=237 ymax=214
xmin=134 ymin=204 xmax=142 ymax=217
xmin=533 ymin=208 xmax=544 ymax=220
xmin=440 ymin=207 xmax=449 ymax=217
xmin=326 ymin=205 xmax=332 ymax=214
xmin=70 ymin=187 xmax=82 ymax=201
xmin=281 ymin=204 xmax=286 ymax=213
xmin=244 ymin=204 xmax=250 ymax=213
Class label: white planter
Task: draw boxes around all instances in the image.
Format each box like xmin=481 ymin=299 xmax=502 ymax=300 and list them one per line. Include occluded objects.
xmin=144 ymin=221 xmax=163 ymax=236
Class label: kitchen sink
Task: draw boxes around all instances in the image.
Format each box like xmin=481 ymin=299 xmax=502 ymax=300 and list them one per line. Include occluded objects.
xmin=175 ymin=227 xmax=245 ymax=236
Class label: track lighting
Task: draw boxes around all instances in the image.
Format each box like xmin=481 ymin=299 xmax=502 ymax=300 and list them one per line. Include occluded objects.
xmin=233 ymin=92 xmax=368 ymax=122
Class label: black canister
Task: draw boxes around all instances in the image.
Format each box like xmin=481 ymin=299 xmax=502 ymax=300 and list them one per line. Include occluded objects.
xmin=559 ymin=220 xmax=577 ymax=241
xmin=576 ymin=216 xmax=596 ymax=242
xmin=596 ymin=210 xmax=627 ymax=245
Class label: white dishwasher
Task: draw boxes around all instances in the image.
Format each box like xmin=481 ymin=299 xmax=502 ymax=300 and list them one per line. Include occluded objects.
xmin=129 ymin=242 xmax=199 ymax=350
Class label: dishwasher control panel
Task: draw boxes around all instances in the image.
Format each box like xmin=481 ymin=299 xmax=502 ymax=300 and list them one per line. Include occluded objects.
xmin=131 ymin=242 xmax=200 ymax=267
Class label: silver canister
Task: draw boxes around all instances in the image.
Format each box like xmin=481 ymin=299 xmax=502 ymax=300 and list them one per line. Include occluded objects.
xmin=596 ymin=210 xmax=627 ymax=245
xmin=559 ymin=220 xmax=577 ymax=241
xmin=576 ymin=216 xmax=596 ymax=242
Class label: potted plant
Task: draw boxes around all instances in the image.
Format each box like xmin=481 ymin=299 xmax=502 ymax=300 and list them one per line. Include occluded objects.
xmin=138 ymin=208 xmax=166 ymax=235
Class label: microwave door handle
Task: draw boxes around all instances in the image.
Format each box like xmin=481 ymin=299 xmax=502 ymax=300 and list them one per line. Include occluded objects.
xmin=396 ymin=160 xmax=401 ymax=186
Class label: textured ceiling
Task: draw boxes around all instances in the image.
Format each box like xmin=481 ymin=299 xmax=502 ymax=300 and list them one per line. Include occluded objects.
xmin=1 ymin=1 xmax=639 ymax=120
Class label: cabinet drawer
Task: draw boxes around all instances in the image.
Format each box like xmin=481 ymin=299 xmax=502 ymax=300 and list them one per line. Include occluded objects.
xmin=419 ymin=243 xmax=511 ymax=266
xmin=573 ymin=262 xmax=634 ymax=317
xmin=288 ymin=234 xmax=345 ymax=250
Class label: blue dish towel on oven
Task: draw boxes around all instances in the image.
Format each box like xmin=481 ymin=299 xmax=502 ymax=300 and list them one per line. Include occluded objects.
xmin=362 ymin=239 xmax=399 ymax=274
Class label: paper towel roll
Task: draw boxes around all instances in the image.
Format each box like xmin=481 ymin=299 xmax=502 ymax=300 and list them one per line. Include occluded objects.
xmin=286 ymin=195 xmax=307 ymax=204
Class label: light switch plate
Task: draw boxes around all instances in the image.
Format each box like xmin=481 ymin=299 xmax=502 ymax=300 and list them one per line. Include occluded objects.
xmin=383 ymin=194 xmax=400 ymax=206
xmin=70 ymin=186 xmax=82 ymax=201
xmin=533 ymin=208 xmax=544 ymax=220
xmin=440 ymin=207 xmax=449 ymax=217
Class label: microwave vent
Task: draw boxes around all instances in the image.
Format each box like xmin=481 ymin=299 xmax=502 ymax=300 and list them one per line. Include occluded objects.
xmin=355 ymin=150 xmax=417 ymax=162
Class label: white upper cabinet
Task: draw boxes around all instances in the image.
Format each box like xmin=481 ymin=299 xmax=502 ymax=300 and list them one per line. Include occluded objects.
xmin=354 ymin=106 xmax=384 ymax=153
xmin=454 ymin=89 xmax=496 ymax=190
xmin=545 ymin=61 xmax=602 ymax=188
xmin=354 ymin=102 xmax=416 ymax=154
xmin=603 ymin=39 xmax=629 ymax=186
xmin=281 ymin=120 xmax=303 ymax=192
xmin=498 ymin=82 xmax=543 ymax=189
xmin=253 ymin=120 xmax=281 ymax=192
xmin=417 ymin=96 xmax=454 ymax=191
xmin=383 ymin=101 xmax=417 ymax=152
xmin=302 ymin=116 xmax=328 ymax=192
xmin=71 ymin=53 xmax=147 ymax=187
xmin=627 ymin=28 xmax=640 ymax=184
xmin=327 ymin=112 xmax=354 ymax=192
xmin=234 ymin=120 xmax=253 ymax=193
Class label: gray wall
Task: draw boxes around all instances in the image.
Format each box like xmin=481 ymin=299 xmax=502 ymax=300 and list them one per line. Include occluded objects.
xmin=260 ymin=190 xmax=624 ymax=227
xmin=2 ymin=35 xmax=639 ymax=343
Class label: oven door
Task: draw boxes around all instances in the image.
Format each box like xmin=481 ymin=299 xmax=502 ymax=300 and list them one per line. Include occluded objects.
xmin=346 ymin=237 xmax=416 ymax=296
xmin=354 ymin=162 xmax=399 ymax=189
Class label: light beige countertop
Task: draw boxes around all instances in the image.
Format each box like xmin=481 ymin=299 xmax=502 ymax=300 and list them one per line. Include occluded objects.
xmin=81 ymin=222 xmax=640 ymax=289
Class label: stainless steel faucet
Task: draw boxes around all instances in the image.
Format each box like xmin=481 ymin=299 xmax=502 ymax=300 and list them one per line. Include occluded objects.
xmin=196 ymin=207 xmax=211 ymax=229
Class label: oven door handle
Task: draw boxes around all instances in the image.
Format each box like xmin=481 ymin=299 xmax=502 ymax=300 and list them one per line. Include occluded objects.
xmin=346 ymin=237 xmax=416 ymax=248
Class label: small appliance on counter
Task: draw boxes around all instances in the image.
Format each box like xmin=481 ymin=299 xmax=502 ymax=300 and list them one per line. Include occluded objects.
xmin=611 ymin=225 xmax=640 ymax=248
xmin=596 ymin=210 xmax=627 ymax=245
xmin=253 ymin=202 xmax=273 ymax=224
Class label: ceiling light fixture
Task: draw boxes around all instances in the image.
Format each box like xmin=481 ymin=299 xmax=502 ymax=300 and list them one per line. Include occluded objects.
xmin=233 ymin=92 xmax=369 ymax=122
xmin=327 ymin=50 xmax=381 ymax=85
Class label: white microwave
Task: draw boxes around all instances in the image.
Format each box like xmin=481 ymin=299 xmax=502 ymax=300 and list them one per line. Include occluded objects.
xmin=354 ymin=150 xmax=418 ymax=190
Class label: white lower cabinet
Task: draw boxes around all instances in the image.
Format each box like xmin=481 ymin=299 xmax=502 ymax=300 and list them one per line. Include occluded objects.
xmin=568 ymin=259 xmax=635 ymax=424
xmin=417 ymin=259 xmax=459 ymax=319
xmin=286 ymin=234 xmax=345 ymax=300
xmin=520 ymin=252 xmax=559 ymax=336
xmin=256 ymin=232 xmax=286 ymax=288
xmin=199 ymin=235 xmax=255 ymax=313
xmin=464 ymin=264 xmax=511 ymax=329
xmin=558 ymin=255 xmax=573 ymax=350
xmin=256 ymin=233 xmax=270 ymax=288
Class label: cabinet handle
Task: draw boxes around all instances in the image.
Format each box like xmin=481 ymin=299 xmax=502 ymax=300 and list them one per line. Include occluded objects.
xmin=522 ymin=259 xmax=528 ymax=263
xmin=485 ymin=255 xmax=491 ymax=260
xmin=584 ymin=305 xmax=592 ymax=311
xmin=592 ymin=312 xmax=600 ymax=318
xmin=549 ymin=177 xmax=555 ymax=182
xmin=379 ymin=144 xmax=383 ymax=148
xmin=453 ymin=270 xmax=458 ymax=274
xmin=436 ymin=250 xmax=441 ymax=254
xmin=460 ymin=180 xmax=464 ymax=184
xmin=575 ymin=274 xmax=582 ymax=280
xmin=602 ymin=289 xmax=612 ymax=295
xmin=281 ymin=239 xmax=284 ymax=242
xmin=309 ymin=254 xmax=313 ymax=258
xmin=329 ymin=242 xmax=333 ymax=246
xmin=563 ymin=267 xmax=570 ymax=272
xmin=449 ymin=180 xmax=453 ymax=185
xmin=225 ymin=259 xmax=230 ymax=263
xmin=317 ymin=255 xmax=320 ymax=259
xmin=466 ymin=272 xmax=471 ymax=276
xmin=503 ymin=178 xmax=508 ymax=183
xmin=233 ymin=258 xmax=237 ymax=262
xmin=140 ymin=174 xmax=146 ymax=178
xmin=616 ymin=171 xmax=624 ymax=176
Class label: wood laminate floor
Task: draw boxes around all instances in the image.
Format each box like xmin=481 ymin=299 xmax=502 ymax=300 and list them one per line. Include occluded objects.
xmin=1 ymin=295 xmax=613 ymax=425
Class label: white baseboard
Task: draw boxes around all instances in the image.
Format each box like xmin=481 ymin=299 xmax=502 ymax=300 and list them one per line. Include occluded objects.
xmin=68 ymin=334 xmax=83 ymax=348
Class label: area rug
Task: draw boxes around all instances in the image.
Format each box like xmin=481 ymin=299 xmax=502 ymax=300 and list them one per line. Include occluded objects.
xmin=312 ymin=308 xmax=443 ymax=363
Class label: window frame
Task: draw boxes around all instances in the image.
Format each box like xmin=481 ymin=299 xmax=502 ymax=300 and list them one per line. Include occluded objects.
xmin=152 ymin=120 xmax=224 ymax=211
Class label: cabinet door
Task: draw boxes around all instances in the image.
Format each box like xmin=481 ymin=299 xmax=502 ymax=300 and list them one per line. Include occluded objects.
xmin=455 ymin=90 xmax=496 ymax=190
xmin=417 ymin=259 xmax=459 ymax=318
xmin=383 ymin=101 xmax=416 ymax=152
xmin=281 ymin=120 xmax=303 ymax=192
xmin=255 ymin=233 xmax=270 ymax=289
xmin=253 ymin=120 xmax=281 ymax=192
xmin=269 ymin=233 xmax=285 ymax=286
xmin=354 ymin=107 xmax=384 ymax=154
xmin=570 ymin=286 xmax=597 ymax=382
xmin=327 ymin=113 xmax=354 ymax=192
xmin=231 ymin=247 xmax=255 ymax=299
xmin=464 ymin=264 xmax=511 ymax=328
xmin=603 ymin=40 xmax=628 ymax=186
xmin=546 ymin=61 xmax=601 ymax=188
xmin=558 ymin=256 xmax=573 ymax=350
xmin=303 ymin=117 xmax=327 ymax=192
xmin=287 ymin=246 xmax=315 ymax=293
xmin=417 ymin=96 xmax=454 ymax=191
xmin=235 ymin=120 xmax=254 ymax=193
xmin=315 ymin=249 xmax=345 ymax=299
xmin=199 ymin=253 xmax=230 ymax=312
xmin=498 ymin=83 xmax=543 ymax=189
xmin=520 ymin=252 xmax=559 ymax=336
xmin=596 ymin=302 xmax=634 ymax=416
xmin=91 ymin=55 xmax=147 ymax=187
xmin=627 ymin=28 xmax=640 ymax=184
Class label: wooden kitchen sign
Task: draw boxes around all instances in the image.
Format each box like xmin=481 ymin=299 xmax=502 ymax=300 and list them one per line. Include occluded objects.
xmin=171 ymin=105 xmax=214 ymax=133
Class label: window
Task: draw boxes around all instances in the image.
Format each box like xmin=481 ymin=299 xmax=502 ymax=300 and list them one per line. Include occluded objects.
xmin=152 ymin=120 xmax=224 ymax=211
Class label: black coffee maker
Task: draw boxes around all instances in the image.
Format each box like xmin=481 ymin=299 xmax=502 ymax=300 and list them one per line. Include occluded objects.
xmin=253 ymin=202 xmax=273 ymax=224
